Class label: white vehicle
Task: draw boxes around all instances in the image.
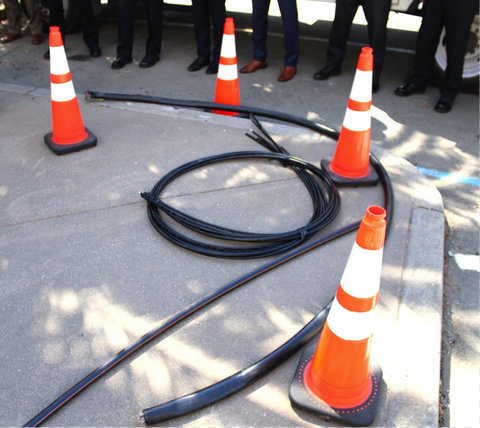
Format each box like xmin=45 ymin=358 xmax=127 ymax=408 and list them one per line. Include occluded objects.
xmin=38 ymin=0 xmax=479 ymax=88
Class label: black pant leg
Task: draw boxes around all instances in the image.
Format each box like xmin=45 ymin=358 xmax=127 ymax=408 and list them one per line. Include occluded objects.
xmin=78 ymin=0 xmax=99 ymax=49
xmin=115 ymin=0 xmax=135 ymax=59
xmin=144 ymin=0 xmax=163 ymax=58
xmin=408 ymin=0 xmax=444 ymax=85
xmin=209 ymin=0 xmax=226 ymax=63
xmin=326 ymin=0 xmax=358 ymax=68
xmin=362 ymin=0 xmax=391 ymax=77
xmin=278 ymin=0 xmax=299 ymax=66
xmin=251 ymin=0 xmax=270 ymax=61
xmin=47 ymin=0 xmax=66 ymax=41
xmin=192 ymin=0 xmax=211 ymax=59
xmin=442 ymin=0 xmax=477 ymax=96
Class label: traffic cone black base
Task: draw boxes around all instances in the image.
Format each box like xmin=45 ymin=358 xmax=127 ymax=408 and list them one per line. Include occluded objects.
xmin=321 ymin=159 xmax=379 ymax=187
xmin=44 ymin=127 xmax=97 ymax=155
xmin=289 ymin=342 xmax=382 ymax=426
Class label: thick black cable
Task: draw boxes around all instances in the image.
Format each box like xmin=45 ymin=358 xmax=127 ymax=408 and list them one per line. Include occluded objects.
xmin=85 ymin=91 xmax=340 ymax=141
xmin=140 ymin=301 xmax=332 ymax=425
xmin=138 ymin=154 xmax=393 ymax=425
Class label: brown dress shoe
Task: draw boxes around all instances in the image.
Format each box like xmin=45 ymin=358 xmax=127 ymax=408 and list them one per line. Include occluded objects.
xmin=31 ymin=34 xmax=43 ymax=45
xmin=240 ymin=60 xmax=267 ymax=73
xmin=277 ymin=65 xmax=296 ymax=82
xmin=0 ymin=33 xmax=21 ymax=44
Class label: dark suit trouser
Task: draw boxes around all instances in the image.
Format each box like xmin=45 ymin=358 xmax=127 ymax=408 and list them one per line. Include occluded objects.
xmin=47 ymin=0 xmax=99 ymax=48
xmin=251 ymin=0 xmax=299 ymax=66
xmin=407 ymin=0 xmax=477 ymax=97
xmin=326 ymin=0 xmax=391 ymax=76
xmin=192 ymin=0 xmax=225 ymax=63
xmin=116 ymin=0 xmax=163 ymax=60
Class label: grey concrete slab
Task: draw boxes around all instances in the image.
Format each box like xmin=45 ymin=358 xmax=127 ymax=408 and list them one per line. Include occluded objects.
xmin=0 ymin=84 xmax=443 ymax=426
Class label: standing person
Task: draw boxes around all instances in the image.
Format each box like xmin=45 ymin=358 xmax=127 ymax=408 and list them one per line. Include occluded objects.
xmin=394 ymin=0 xmax=478 ymax=113
xmin=0 ymin=0 xmax=43 ymax=45
xmin=313 ymin=0 xmax=391 ymax=92
xmin=239 ymin=0 xmax=299 ymax=82
xmin=111 ymin=0 xmax=164 ymax=69
xmin=43 ymin=0 xmax=101 ymax=59
xmin=188 ymin=0 xmax=226 ymax=74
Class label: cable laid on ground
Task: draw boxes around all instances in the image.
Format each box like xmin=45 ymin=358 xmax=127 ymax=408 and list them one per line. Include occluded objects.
xmin=24 ymin=93 xmax=393 ymax=426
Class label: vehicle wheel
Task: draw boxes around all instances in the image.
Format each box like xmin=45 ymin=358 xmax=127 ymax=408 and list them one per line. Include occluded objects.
xmin=433 ymin=14 xmax=479 ymax=93
xmin=40 ymin=0 xmax=81 ymax=34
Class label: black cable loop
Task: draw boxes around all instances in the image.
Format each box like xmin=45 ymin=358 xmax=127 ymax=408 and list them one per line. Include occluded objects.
xmin=141 ymin=151 xmax=341 ymax=259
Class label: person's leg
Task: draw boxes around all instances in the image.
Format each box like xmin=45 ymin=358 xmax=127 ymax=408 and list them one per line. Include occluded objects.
xmin=23 ymin=0 xmax=43 ymax=36
xmin=362 ymin=0 xmax=390 ymax=78
xmin=326 ymin=0 xmax=358 ymax=68
xmin=192 ymin=0 xmax=211 ymax=60
xmin=78 ymin=0 xmax=100 ymax=51
xmin=209 ymin=0 xmax=226 ymax=64
xmin=277 ymin=0 xmax=299 ymax=66
xmin=115 ymin=0 xmax=135 ymax=60
xmin=440 ymin=0 xmax=477 ymax=97
xmin=407 ymin=0 xmax=444 ymax=86
xmin=143 ymin=0 xmax=163 ymax=59
xmin=251 ymin=0 xmax=270 ymax=61
xmin=47 ymin=0 xmax=65 ymax=34
xmin=3 ymin=0 xmax=23 ymax=36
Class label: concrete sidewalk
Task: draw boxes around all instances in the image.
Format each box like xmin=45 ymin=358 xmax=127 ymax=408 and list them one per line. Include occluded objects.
xmin=0 ymin=82 xmax=444 ymax=426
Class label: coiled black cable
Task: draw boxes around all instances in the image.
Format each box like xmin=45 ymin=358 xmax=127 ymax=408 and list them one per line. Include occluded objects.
xmin=141 ymin=150 xmax=341 ymax=259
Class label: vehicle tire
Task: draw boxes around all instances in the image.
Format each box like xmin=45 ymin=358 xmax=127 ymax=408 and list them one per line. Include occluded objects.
xmin=40 ymin=0 xmax=81 ymax=34
xmin=433 ymin=14 xmax=479 ymax=93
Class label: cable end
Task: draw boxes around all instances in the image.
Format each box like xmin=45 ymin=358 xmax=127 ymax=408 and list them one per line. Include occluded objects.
xmin=138 ymin=411 xmax=146 ymax=426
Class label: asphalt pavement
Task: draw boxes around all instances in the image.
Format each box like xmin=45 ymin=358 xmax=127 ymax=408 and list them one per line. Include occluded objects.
xmin=0 ymin=6 xmax=478 ymax=427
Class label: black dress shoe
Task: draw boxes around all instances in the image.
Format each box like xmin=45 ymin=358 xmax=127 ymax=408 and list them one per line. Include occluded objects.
xmin=89 ymin=46 xmax=101 ymax=57
xmin=139 ymin=55 xmax=160 ymax=68
xmin=313 ymin=64 xmax=341 ymax=80
xmin=43 ymin=49 xmax=50 ymax=60
xmin=188 ymin=56 xmax=210 ymax=71
xmin=206 ymin=62 xmax=218 ymax=74
xmin=111 ymin=57 xmax=132 ymax=69
xmin=394 ymin=81 xmax=426 ymax=96
xmin=434 ymin=95 xmax=455 ymax=113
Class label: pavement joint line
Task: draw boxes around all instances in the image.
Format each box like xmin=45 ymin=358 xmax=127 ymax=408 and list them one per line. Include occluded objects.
xmin=0 ymin=199 xmax=142 ymax=230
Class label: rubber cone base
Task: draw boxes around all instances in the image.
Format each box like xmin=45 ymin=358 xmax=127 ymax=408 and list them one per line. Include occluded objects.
xmin=321 ymin=159 xmax=379 ymax=187
xmin=44 ymin=128 xmax=97 ymax=155
xmin=289 ymin=343 xmax=382 ymax=427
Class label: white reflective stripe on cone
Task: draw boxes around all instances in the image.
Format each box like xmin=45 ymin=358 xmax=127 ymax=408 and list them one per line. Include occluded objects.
xmin=217 ymin=63 xmax=238 ymax=81
xmin=51 ymin=81 xmax=76 ymax=102
xmin=342 ymin=108 xmax=371 ymax=132
xmin=327 ymin=298 xmax=377 ymax=341
xmin=349 ymin=69 xmax=372 ymax=102
xmin=49 ymin=46 xmax=70 ymax=75
xmin=219 ymin=34 xmax=236 ymax=58
xmin=340 ymin=243 xmax=383 ymax=298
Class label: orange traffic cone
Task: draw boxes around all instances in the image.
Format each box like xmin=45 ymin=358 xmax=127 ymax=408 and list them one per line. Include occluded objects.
xmin=290 ymin=205 xmax=386 ymax=426
xmin=213 ymin=17 xmax=240 ymax=116
xmin=44 ymin=26 xmax=97 ymax=155
xmin=321 ymin=47 xmax=378 ymax=186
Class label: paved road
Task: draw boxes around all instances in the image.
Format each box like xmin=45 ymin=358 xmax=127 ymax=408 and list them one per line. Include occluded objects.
xmin=1 ymin=5 xmax=478 ymax=426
